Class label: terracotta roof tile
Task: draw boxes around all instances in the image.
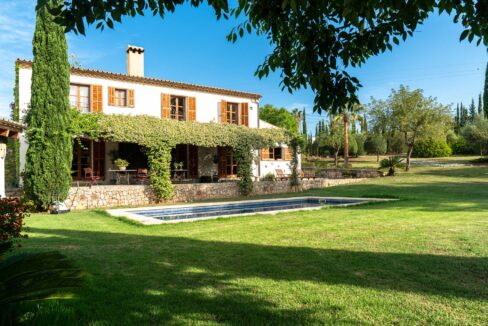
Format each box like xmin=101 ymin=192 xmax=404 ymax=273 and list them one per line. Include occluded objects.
xmin=16 ymin=59 xmax=261 ymax=100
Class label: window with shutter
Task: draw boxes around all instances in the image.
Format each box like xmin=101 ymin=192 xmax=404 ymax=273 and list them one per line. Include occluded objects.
xmin=220 ymin=100 xmax=227 ymax=123
xmin=91 ymin=85 xmax=103 ymax=112
xmin=285 ymin=148 xmax=292 ymax=160
xmin=261 ymin=148 xmax=270 ymax=160
xmin=108 ymin=87 xmax=131 ymax=107
xmin=108 ymin=87 xmax=115 ymax=106
xmin=188 ymin=97 xmax=196 ymax=121
xmin=128 ymin=89 xmax=135 ymax=107
xmin=240 ymin=103 xmax=249 ymax=126
xmin=161 ymin=94 xmax=171 ymax=119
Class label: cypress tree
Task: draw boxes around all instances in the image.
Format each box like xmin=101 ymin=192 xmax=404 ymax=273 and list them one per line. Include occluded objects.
xmin=469 ymin=98 xmax=476 ymax=121
xmin=484 ymin=62 xmax=488 ymax=118
xmin=460 ymin=103 xmax=468 ymax=127
xmin=302 ymin=108 xmax=307 ymax=136
xmin=455 ymin=103 xmax=460 ymax=132
xmin=24 ymin=0 xmax=72 ymax=209
xmin=478 ymin=93 xmax=483 ymax=116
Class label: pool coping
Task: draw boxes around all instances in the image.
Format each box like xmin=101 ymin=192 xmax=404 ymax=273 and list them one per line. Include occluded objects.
xmin=106 ymin=196 xmax=397 ymax=225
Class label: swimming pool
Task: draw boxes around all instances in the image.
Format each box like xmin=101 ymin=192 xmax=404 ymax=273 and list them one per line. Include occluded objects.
xmin=107 ymin=196 xmax=393 ymax=225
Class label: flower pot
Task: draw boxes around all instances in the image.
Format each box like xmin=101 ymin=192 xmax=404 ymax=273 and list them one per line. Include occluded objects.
xmin=118 ymin=166 xmax=126 ymax=171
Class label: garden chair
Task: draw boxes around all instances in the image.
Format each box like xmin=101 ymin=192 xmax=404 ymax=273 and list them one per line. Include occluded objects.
xmin=83 ymin=167 xmax=100 ymax=186
xmin=275 ymin=169 xmax=289 ymax=181
xmin=135 ymin=168 xmax=149 ymax=184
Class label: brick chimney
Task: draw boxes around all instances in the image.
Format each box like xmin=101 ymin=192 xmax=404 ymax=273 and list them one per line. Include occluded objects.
xmin=127 ymin=45 xmax=144 ymax=77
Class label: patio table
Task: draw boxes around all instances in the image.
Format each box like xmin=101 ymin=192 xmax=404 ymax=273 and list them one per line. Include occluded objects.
xmin=171 ymin=169 xmax=188 ymax=181
xmin=109 ymin=169 xmax=137 ymax=185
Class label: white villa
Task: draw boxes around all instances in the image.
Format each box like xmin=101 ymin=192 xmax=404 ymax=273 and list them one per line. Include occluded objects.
xmin=16 ymin=45 xmax=299 ymax=185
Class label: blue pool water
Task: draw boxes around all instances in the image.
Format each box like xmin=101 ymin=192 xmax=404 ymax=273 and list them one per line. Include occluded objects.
xmin=132 ymin=197 xmax=367 ymax=221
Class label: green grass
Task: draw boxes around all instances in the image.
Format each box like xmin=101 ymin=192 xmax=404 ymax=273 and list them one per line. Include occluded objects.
xmin=18 ymin=165 xmax=488 ymax=325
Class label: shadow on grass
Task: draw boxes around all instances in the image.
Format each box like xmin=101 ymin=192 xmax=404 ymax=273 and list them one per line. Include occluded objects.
xmin=23 ymin=227 xmax=488 ymax=325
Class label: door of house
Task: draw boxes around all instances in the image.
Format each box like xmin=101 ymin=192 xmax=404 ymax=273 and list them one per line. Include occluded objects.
xmin=72 ymin=139 xmax=105 ymax=180
xmin=171 ymin=144 xmax=199 ymax=179
xmin=218 ymin=147 xmax=237 ymax=177
xmin=188 ymin=145 xmax=198 ymax=178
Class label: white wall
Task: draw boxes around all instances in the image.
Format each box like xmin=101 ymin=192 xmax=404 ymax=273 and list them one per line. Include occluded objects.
xmin=68 ymin=74 xmax=260 ymax=126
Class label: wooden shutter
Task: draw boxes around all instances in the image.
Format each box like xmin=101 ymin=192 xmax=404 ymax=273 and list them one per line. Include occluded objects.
xmin=220 ymin=100 xmax=227 ymax=123
xmin=188 ymin=97 xmax=196 ymax=121
xmin=285 ymin=147 xmax=292 ymax=160
xmin=91 ymin=85 xmax=103 ymax=112
xmin=218 ymin=147 xmax=227 ymax=177
xmin=108 ymin=87 xmax=116 ymax=106
xmin=161 ymin=94 xmax=171 ymax=119
xmin=261 ymin=148 xmax=269 ymax=160
xmin=188 ymin=145 xmax=199 ymax=178
xmin=93 ymin=141 xmax=106 ymax=178
xmin=128 ymin=89 xmax=135 ymax=108
xmin=240 ymin=102 xmax=249 ymax=126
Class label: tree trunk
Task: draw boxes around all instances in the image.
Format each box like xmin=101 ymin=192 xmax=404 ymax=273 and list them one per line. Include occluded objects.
xmin=406 ymin=144 xmax=413 ymax=171
xmin=334 ymin=149 xmax=339 ymax=167
xmin=376 ymin=152 xmax=380 ymax=162
xmin=343 ymin=111 xmax=349 ymax=166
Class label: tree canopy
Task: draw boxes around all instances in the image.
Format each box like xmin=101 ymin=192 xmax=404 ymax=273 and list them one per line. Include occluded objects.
xmin=52 ymin=0 xmax=487 ymax=114
xmin=259 ymin=104 xmax=299 ymax=134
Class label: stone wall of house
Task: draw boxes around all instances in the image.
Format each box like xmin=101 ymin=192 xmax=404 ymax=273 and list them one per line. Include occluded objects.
xmin=65 ymin=178 xmax=365 ymax=210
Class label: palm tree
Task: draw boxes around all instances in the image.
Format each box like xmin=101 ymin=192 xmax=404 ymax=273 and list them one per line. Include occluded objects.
xmin=334 ymin=103 xmax=363 ymax=166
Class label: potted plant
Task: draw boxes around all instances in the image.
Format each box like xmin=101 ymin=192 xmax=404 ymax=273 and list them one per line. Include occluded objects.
xmin=174 ymin=162 xmax=184 ymax=170
xmin=114 ymin=158 xmax=129 ymax=171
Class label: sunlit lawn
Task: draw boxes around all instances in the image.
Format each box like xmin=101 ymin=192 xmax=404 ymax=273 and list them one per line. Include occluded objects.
xmin=19 ymin=164 xmax=488 ymax=325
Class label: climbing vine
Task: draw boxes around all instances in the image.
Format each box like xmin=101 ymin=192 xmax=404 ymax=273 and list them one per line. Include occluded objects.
xmin=71 ymin=112 xmax=289 ymax=200
xmin=6 ymin=63 xmax=20 ymax=187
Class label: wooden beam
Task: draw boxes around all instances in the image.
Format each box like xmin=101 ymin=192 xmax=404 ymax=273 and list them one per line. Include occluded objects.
xmin=0 ymin=129 xmax=9 ymax=137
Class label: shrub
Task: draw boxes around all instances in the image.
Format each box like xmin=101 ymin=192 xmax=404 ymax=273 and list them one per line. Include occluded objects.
xmin=0 ymin=198 xmax=29 ymax=254
xmin=379 ymin=156 xmax=405 ymax=176
xmin=412 ymin=138 xmax=452 ymax=158
xmin=263 ymin=172 xmax=276 ymax=181
xmin=450 ymin=136 xmax=475 ymax=155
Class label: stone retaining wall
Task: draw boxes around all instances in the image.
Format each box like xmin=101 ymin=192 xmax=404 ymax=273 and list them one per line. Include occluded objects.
xmin=65 ymin=178 xmax=365 ymax=210
xmin=323 ymin=168 xmax=382 ymax=179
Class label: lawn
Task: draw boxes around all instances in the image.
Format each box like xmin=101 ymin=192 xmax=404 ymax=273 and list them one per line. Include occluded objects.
xmin=18 ymin=165 xmax=488 ymax=325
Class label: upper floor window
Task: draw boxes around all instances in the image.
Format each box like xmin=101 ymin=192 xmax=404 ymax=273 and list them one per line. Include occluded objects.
xmin=115 ymin=89 xmax=127 ymax=107
xmin=226 ymin=102 xmax=239 ymax=124
xmin=109 ymin=87 xmax=135 ymax=108
xmin=220 ymin=101 xmax=249 ymax=126
xmin=170 ymin=96 xmax=186 ymax=121
xmin=70 ymin=84 xmax=90 ymax=113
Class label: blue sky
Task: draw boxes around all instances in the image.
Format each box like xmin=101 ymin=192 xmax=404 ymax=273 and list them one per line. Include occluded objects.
xmin=0 ymin=0 xmax=486 ymax=132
